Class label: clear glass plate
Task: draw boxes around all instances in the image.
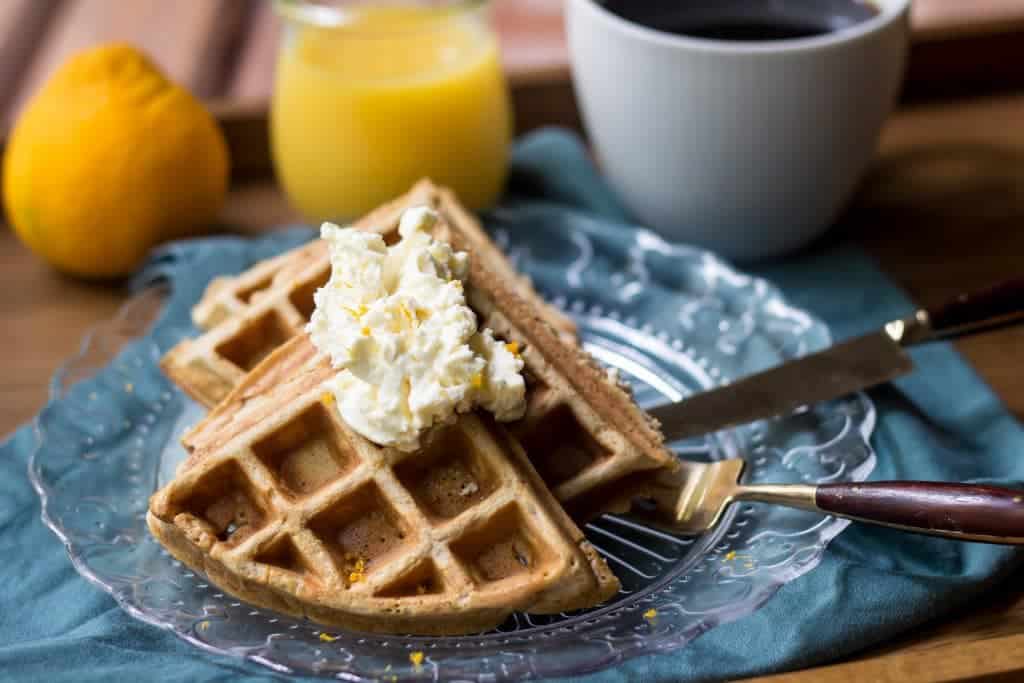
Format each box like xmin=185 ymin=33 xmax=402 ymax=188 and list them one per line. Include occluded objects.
xmin=29 ymin=226 xmax=875 ymax=681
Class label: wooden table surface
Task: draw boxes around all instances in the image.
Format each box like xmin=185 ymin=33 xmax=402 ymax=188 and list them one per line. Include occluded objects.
xmin=3 ymin=2 xmax=1024 ymax=682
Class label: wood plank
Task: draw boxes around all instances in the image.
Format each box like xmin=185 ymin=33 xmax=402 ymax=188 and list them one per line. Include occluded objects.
xmin=0 ymin=1 xmax=60 ymax=120
xmin=493 ymin=0 xmax=568 ymax=84
xmin=228 ymin=0 xmax=279 ymax=101
xmin=913 ymin=0 xmax=1024 ymax=42
xmin=744 ymin=633 xmax=1024 ymax=682
xmin=0 ymin=228 xmax=122 ymax=431
xmin=220 ymin=179 xmax=301 ymax=231
xmin=6 ymin=0 xmax=252 ymax=127
xmin=905 ymin=31 xmax=1024 ymax=100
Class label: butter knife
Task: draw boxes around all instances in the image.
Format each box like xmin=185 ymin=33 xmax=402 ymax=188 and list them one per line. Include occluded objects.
xmin=648 ymin=277 xmax=1024 ymax=442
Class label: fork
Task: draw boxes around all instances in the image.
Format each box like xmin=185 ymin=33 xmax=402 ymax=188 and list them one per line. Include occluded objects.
xmin=640 ymin=459 xmax=1024 ymax=544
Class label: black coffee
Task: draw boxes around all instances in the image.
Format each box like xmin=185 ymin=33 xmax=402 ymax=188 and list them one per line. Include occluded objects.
xmin=598 ymin=0 xmax=879 ymax=42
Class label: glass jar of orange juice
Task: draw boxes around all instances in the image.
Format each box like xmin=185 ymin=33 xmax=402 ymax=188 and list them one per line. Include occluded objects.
xmin=271 ymin=0 xmax=511 ymax=222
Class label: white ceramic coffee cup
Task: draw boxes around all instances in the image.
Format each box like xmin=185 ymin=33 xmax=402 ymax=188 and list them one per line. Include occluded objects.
xmin=566 ymin=0 xmax=911 ymax=262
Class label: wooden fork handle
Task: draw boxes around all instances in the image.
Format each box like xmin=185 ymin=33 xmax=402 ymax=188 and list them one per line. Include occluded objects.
xmin=815 ymin=482 xmax=1024 ymax=544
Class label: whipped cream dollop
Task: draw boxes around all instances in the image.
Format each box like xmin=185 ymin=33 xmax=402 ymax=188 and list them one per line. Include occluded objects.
xmin=307 ymin=206 xmax=526 ymax=451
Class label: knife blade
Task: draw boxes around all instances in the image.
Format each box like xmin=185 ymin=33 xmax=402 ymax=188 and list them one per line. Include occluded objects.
xmin=648 ymin=325 xmax=913 ymax=442
xmin=646 ymin=276 xmax=1024 ymax=443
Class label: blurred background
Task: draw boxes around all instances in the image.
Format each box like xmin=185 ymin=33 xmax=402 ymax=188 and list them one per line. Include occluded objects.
xmin=1 ymin=0 xmax=1024 ymax=131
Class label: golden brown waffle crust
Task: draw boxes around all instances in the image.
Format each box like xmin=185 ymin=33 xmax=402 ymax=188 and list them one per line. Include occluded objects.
xmin=148 ymin=510 xmax=615 ymax=635
xmin=147 ymin=501 xmax=614 ymax=636
xmin=151 ymin=332 xmax=619 ymax=635
xmin=161 ymin=180 xmax=676 ymax=522
xmin=147 ymin=512 xmax=511 ymax=636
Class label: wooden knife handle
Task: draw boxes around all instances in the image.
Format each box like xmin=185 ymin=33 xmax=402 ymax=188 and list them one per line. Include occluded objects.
xmin=815 ymin=482 xmax=1024 ymax=543
xmin=925 ymin=277 xmax=1024 ymax=340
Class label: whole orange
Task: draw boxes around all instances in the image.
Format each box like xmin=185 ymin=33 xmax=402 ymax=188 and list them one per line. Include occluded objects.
xmin=3 ymin=43 xmax=229 ymax=278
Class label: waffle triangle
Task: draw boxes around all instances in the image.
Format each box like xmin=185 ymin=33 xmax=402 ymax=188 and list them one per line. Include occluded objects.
xmin=162 ymin=180 xmax=677 ymax=521
xmin=150 ymin=333 xmax=618 ymax=634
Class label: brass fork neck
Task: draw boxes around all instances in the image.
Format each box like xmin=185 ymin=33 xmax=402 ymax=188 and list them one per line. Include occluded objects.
xmin=733 ymin=484 xmax=819 ymax=512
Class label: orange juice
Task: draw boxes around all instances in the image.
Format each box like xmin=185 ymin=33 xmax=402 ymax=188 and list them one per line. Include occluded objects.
xmin=271 ymin=3 xmax=511 ymax=221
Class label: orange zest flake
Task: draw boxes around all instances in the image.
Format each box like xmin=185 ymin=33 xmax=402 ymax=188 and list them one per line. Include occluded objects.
xmin=348 ymin=557 xmax=367 ymax=585
xmin=414 ymin=307 xmax=430 ymax=322
xmin=319 ymin=632 xmax=339 ymax=642
xmin=343 ymin=303 xmax=369 ymax=318
xmin=504 ymin=341 xmax=520 ymax=356
xmin=643 ymin=608 xmax=658 ymax=620
xmin=361 ymin=326 xmax=371 ymax=337
xmin=321 ymin=392 xmax=335 ymax=406
xmin=724 ymin=550 xmax=756 ymax=569
xmin=409 ymin=651 xmax=425 ymax=668
xmin=470 ymin=372 xmax=484 ymax=389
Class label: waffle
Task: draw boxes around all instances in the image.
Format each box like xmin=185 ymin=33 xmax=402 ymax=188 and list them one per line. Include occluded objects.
xmin=149 ymin=335 xmax=619 ymax=635
xmin=161 ymin=180 xmax=677 ymax=520
xmin=179 ymin=181 xmax=577 ymax=408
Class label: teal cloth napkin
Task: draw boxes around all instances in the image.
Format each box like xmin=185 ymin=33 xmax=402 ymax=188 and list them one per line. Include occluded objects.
xmin=2 ymin=129 xmax=1022 ymax=682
